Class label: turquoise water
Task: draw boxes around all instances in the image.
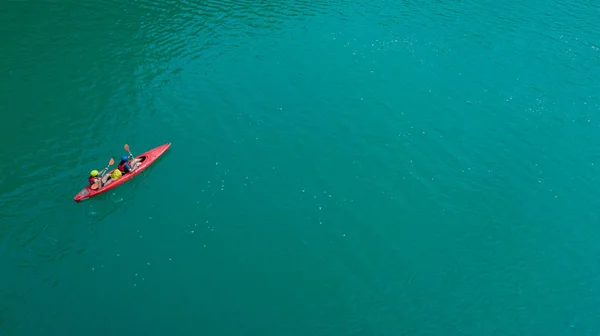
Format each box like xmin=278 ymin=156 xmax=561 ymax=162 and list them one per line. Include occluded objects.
xmin=2 ymin=0 xmax=600 ymax=334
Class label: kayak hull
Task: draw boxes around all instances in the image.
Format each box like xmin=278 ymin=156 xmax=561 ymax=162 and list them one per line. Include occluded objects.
xmin=74 ymin=143 xmax=171 ymax=202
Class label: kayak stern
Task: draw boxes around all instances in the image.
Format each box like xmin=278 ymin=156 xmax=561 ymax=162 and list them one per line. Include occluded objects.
xmin=74 ymin=187 xmax=91 ymax=202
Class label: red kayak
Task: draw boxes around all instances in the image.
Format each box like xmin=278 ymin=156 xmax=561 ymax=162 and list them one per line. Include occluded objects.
xmin=74 ymin=143 xmax=171 ymax=202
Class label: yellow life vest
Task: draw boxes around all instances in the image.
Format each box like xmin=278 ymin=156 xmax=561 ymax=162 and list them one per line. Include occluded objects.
xmin=111 ymin=169 xmax=123 ymax=180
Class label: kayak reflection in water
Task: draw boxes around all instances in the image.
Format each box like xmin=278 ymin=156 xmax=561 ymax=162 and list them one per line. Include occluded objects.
xmin=118 ymin=155 xmax=141 ymax=174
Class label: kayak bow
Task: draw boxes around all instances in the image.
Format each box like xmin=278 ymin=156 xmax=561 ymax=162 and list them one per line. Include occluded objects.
xmin=74 ymin=143 xmax=171 ymax=202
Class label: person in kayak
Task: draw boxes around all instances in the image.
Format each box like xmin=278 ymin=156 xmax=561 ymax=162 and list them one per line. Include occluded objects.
xmin=89 ymin=168 xmax=111 ymax=189
xmin=118 ymin=155 xmax=141 ymax=174
xmin=89 ymin=170 xmax=101 ymax=186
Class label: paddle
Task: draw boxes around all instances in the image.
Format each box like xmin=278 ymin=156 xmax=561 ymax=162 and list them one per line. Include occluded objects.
xmin=102 ymin=158 xmax=115 ymax=176
xmin=124 ymin=144 xmax=134 ymax=159
xmin=91 ymin=158 xmax=114 ymax=190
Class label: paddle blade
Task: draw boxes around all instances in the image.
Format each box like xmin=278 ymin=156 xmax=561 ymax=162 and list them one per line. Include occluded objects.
xmin=124 ymin=144 xmax=130 ymax=152
xmin=108 ymin=158 xmax=114 ymax=165
xmin=91 ymin=183 xmax=99 ymax=190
